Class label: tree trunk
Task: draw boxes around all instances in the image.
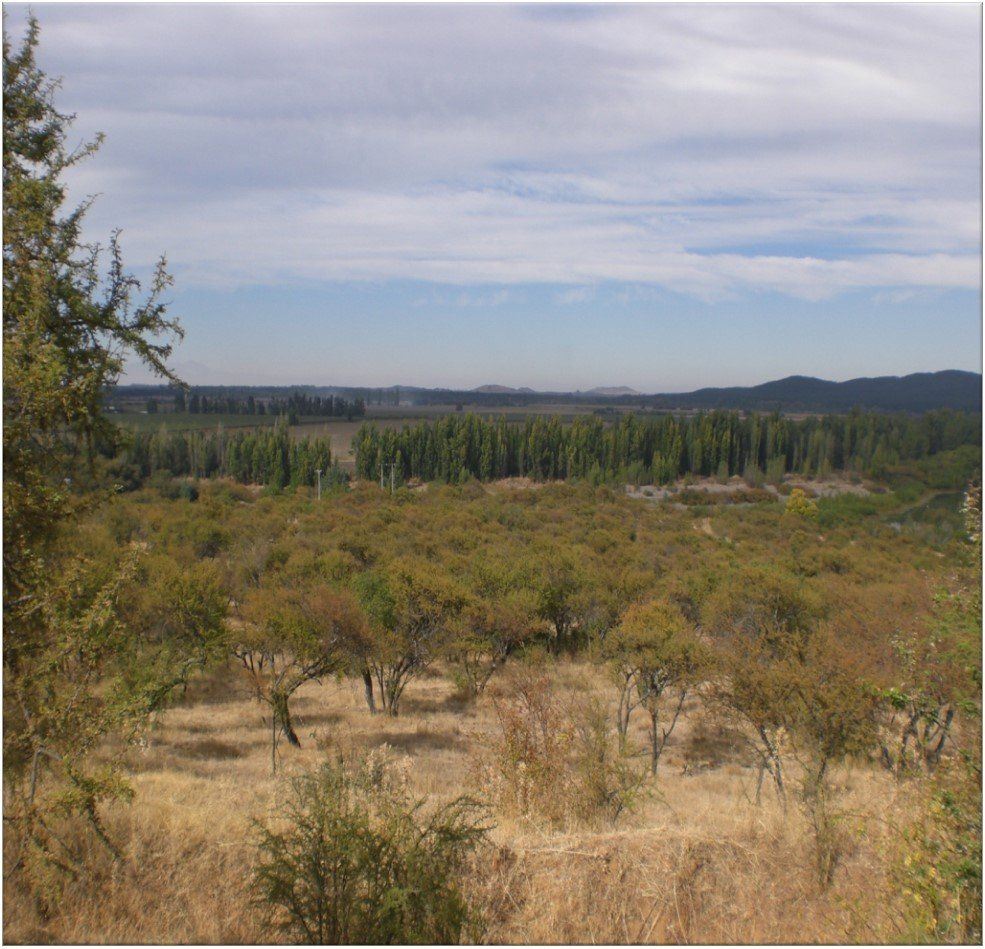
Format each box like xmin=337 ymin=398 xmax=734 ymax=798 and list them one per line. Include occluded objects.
xmin=899 ymin=712 xmax=920 ymax=773
xmin=280 ymin=711 xmax=301 ymax=747
xmin=925 ymin=706 xmax=954 ymax=767
xmin=615 ymin=670 xmax=637 ymax=747
xmin=273 ymin=690 xmax=301 ymax=747
xmin=362 ymin=667 xmax=377 ymax=714
xmin=649 ymin=708 xmax=660 ymax=775
xmin=757 ymin=725 xmax=785 ymax=804
xmin=384 ymin=681 xmax=401 ymax=716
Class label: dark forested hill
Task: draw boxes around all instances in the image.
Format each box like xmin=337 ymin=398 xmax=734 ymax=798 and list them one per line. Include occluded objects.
xmin=110 ymin=370 xmax=981 ymax=415
xmin=636 ymin=370 xmax=981 ymax=413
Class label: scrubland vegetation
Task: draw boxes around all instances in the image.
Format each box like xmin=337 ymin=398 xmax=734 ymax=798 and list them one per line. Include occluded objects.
xmin=4 ymin=474 xmax=982 ymax=943
xmin=3 ymin=17 xmax=981 ymax=946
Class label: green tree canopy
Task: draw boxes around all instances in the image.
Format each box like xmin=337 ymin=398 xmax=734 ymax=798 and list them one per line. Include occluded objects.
xmin=3 ymin=16 xmax=186 ymax=886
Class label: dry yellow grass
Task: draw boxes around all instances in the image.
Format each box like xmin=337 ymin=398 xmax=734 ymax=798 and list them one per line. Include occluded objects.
xmin=3 ymin=660 xmax=913 ymax=944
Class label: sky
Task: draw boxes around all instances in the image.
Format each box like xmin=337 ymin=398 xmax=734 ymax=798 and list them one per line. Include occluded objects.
xmin=6 ymin=2 xmax=983 ymax=391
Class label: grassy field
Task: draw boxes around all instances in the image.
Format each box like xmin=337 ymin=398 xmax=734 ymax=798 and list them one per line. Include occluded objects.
xmin=2 ymin=659 xmax=913 ymax=944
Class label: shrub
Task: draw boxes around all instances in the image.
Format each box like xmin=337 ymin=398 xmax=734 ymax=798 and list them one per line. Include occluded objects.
xmin=571 ymin=696 xmax=648 ymax=822
xmin=147 ymin=470 xmax=180 ymax=499
xmin=190 ymin=523 xmax=229 ymax=559
xmin=889 ymin=757 xmax=982 ymax=943
xmin=481 ymin=671 xmax=645 ymax=827
xmin=252 ymin=753 xmax=489 ymax=944
xmin=784 ymin=487 xmax=819 ymax=520
xmin=676 ymin=489 xmax=713 ymax=506
xmin=743 ymin=461 xmax=765 ymax=488
xmin=816 ymin=492 xmax=889 ymax=527
xmin=201 ymin=478 xmax=255 ymax=504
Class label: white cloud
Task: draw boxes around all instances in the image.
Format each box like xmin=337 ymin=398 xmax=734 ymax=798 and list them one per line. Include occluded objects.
xmin=6 ymin=2 xmax=980 ymax=300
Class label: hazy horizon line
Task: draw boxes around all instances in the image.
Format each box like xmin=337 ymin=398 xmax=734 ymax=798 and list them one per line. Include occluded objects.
xmin=116 ymin=366 xmax=983 ymax=395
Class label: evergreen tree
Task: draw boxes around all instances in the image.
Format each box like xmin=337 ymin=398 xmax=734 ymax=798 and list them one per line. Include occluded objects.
xmin=3 ymin=16 xmax=215 ymax=883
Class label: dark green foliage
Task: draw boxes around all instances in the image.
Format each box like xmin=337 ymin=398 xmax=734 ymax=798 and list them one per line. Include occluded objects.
xmin=252 ymin=757 xmax=489 ymax=944
xmin=111 ymin=418 xmax=345 ymax=489
xmin=3 ymin=13 xmax=181 ymax=607
xmin=354 ymin=409 xmax=980 ymax=487
xmin=647 ymin=370 xmax=982 ymax=414
xmin=178 ymin=387 xmax=365 ymax=419
xmin=816 ymin=493 xmax=894 ymax=528
xmin=2 ymin=15 xmax=216 ymax=894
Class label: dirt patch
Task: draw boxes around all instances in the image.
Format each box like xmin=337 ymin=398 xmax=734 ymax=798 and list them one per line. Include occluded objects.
xmin=627 ymin=475 xmax=872 ymax=503
xmin=490 ymin=477 xmax=546 ymax=491
xmin=694 ymin=517 xmax=716 ymax=537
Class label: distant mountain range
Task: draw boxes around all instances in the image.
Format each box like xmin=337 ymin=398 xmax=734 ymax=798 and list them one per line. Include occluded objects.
xmin=112 ymin=370 xmax=981 ymax=414
xmin=465 ymin=371 xmax=980 ymax=412
xmin=640 ymin=370 xmax=981 ymax=413
xmin=586 ymin=386 xmax=640 ymax=397
xmin=475 ymin=384 xmax=639 ymax=397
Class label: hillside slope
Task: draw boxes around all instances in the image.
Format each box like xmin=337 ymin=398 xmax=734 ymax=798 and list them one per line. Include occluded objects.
xmin=640 ymin=370 xmax=982 ymax=412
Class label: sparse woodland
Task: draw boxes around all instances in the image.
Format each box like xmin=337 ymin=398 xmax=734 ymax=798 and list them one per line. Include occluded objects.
xmin=3 ymin=17 xmax=981 ymax=946
xmin=4 ymin=473 xmax=981 ymax=943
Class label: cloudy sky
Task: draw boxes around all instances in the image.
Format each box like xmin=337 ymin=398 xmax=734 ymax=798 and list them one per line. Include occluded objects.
xmin=7 ymin=2 xmax=982 ymax=389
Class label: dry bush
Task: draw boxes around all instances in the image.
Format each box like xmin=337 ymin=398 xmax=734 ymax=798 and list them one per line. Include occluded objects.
xmin=679 ymin=706 xmax=753 ymax=774
xmin=475 ymin=670 xmax=574 ymax=826
xmin=476 ymin=670 xmax=646 ymax=829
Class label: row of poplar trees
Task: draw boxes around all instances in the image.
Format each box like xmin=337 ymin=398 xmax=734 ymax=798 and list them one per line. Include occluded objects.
xmin=353 ymin=409 xmax=980 ymax=485
xmin=118 ymin=422 xmax=340 ymax=489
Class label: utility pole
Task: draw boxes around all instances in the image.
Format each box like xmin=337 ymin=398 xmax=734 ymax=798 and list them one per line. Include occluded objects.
xmin=380 ymin=463 xmax=385 ymax=490
xmin=389 ymin=462 xmax=396 ymax=495
xmin=315 ymin=468 xmax=322 ymax=501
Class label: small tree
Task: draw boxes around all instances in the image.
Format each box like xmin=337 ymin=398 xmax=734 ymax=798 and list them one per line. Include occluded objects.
xmin=786 ymin=627 xmax=880 ymax=885
xmin=123 ymin=556 xmax=230 ymax=703
xmin=446 ymin=587 xmax=540 ymax=700
xmin=531 ymin=548 xmax=587 ymax=654
xmin=236 ymin=584 xmax=367 ymax=770
xmin=252 ymin=755 xmax=489 ymax=944
xmin=704 ymin=567 xmax=824 ymax=802
xmin=355 ymin=559 xmax=467 ymax=715
xmin=876 ymin=563 xmax=978 ymax=776
xmin=606 ymin=600 xmax=706 ymax=774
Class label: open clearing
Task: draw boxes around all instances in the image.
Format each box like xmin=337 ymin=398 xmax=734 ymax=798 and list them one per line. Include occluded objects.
xmin=3 ymin=660 xmax=910 ymax=945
